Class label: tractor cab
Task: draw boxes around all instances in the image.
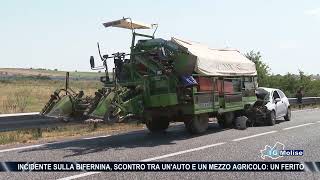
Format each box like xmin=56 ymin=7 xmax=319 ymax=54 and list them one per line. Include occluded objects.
xmin=89 ymin=18 xmax=158 ymax=85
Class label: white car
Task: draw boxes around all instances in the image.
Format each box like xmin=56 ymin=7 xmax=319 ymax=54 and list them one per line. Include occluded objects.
xmin=252 ymin=87 xmax=291 ymax=125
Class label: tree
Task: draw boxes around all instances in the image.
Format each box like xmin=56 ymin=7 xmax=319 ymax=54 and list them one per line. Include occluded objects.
xmin=244 ymin=51 xmax=320 ymax=97
xmin=245 ymin=51 xmax=270 ymax=86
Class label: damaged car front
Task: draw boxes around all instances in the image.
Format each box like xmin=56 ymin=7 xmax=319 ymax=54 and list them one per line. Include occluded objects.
xmin=247 ymin=87 xmax=276 ymax=126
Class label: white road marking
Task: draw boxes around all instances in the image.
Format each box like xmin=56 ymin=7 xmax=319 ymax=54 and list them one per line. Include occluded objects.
xmin=56 ymin=123 xmax=317 ymax=180
xmin=292 ymin=108 xmax=319 ymax=113
xmin=0 ymin=112 xmax=39 ymax=117
xmin=232 ymin=131 xmax=277 ymax=142
xmin=317 ymin=121 xmax=320 ymax=123
xmin=0 ymin=144 xmax=47 ymax=153
xmin=82 ymin=135 xmax=110 ymax=140
xmin=57 ymin=142 xmax=226 ymax=180
xmin=283 ymin=123 xmax=315 ymax=130
xmin=141 ymin=142 xmax=226 ymax=162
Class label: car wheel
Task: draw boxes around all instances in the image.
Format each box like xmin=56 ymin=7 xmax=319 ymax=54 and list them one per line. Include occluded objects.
xmin=284 ymin=107 xmax=291 ymax=121
xmin=267 ymin=110 xmax=276 ymax=126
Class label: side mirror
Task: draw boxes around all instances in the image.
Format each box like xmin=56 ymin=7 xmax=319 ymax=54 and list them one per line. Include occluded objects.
xmin=90 ymin=56 xmax=95 ymax=69
xmin=275 ymin=98 xmax=281 ymax=103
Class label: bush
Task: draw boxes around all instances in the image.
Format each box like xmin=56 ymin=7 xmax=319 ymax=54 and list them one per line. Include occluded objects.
xmin=89 ymin=123 xmax=99 ymax=131
xmin=31 ymin=128 xmax=42 ymax=139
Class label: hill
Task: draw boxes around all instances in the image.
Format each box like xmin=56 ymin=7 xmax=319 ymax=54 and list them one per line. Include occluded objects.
xmin=0 ymin=68 xmax=103 ymax=80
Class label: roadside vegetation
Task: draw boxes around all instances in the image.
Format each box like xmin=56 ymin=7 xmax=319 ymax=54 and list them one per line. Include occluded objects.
xmin=246 ymin=51 xmax=320 ymax=97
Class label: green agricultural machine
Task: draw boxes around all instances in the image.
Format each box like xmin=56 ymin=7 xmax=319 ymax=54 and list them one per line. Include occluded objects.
xmin=41 ymin=18 xmax=258 ymax=133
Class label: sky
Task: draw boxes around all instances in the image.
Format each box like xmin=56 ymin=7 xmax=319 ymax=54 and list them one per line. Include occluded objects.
xmin=1 ymin=0 xmax=320 ymax=75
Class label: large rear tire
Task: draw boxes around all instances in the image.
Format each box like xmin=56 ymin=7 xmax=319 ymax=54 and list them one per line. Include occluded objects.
xmin=185 ymin=114 xmax=209 ymax=134
xmin=146 ymin=116 xmax=169 ymax=133
xmin=217 ymin=112 xmax=234 ymax=128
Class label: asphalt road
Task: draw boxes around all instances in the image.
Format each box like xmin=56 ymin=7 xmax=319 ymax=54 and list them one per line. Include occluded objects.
xmin=0 ymin=109 xmax=320 ymax=180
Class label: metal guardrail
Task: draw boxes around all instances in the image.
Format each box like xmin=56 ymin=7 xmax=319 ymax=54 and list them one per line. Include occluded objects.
xmin=288 ymin=97 xmax=320 ymax=105
xmin=0 ymin=112 xmax=39 ymax=118
xmin=0 ymin=113 xmax=61 ymax=132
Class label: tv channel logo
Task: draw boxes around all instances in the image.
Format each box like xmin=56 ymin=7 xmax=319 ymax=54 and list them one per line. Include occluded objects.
xmin=260 ymin=142 xmax=304 ymax=159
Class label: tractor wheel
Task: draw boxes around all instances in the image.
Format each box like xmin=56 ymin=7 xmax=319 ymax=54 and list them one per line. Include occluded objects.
xmin=284 ymin=107 xmax=291 ymax=121
xmin=185 ymin=114 xmax=209 ymax=134
xmin=146 ymin=116 xmax=169 ymax=133
xmin=267 ymin=110 xmax=276 ymax=126
xmin=217 ymin=112 xmax=234 ymax=128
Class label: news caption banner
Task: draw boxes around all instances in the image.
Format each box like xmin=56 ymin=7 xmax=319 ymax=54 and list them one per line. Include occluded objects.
xmin=0 ymin=162 xmax=319 ymax=172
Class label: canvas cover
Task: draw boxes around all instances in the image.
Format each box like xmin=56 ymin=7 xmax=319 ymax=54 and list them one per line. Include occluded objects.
xmin=103 ymin=18 xmax=151 ymax=29
xmin=171 ymin=37 xmax=257 ymax=76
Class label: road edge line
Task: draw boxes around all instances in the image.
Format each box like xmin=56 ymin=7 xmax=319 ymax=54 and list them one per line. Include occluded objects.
xmin=282 ymin=123 xmax=315 ymax=130
xmin=232 ymin=131 xmax=277 ymax=142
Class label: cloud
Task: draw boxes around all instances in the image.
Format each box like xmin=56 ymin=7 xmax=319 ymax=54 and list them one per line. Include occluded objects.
xmin=304 ymin=8 xmax=320 ymax=16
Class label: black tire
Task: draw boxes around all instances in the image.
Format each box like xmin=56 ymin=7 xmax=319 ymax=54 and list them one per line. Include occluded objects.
xmin=267 ymin=111 xmax=276 ymax=126
xmin=185 ymin=114 xmax=209 ymax=134
xmin=146 ymin=116 xmax=169 ymax=133
xmin=217 ymin=112 xmax=234 ymax=128
xmin=234 ymin=116 xmax=248 ymax=130
xmin=284 ymin=107 xmax=291 ymax=121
